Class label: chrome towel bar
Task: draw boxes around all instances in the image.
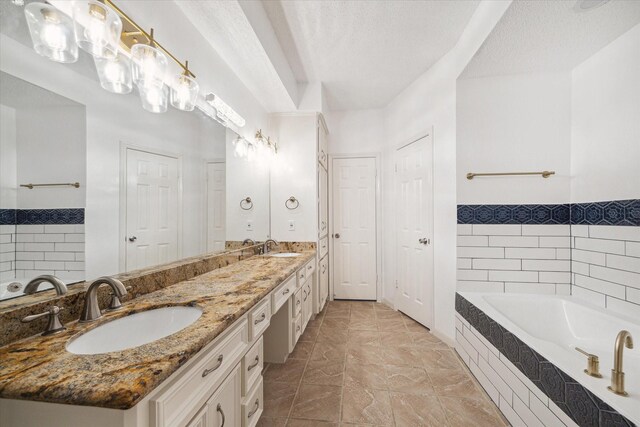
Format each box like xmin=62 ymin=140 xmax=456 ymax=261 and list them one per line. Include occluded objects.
xmin=466 ymin=171 xmax=555 ymax=180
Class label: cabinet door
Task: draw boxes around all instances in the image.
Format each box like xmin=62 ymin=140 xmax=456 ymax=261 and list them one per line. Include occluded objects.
xmin=320 ymin=255 xmax=329 ymax=309
xmin=318 ymin=167 xmax=328 ymax=238
xmin=186 ymin=407 xmax=208 ymax=427
xmin=207 ymin=364 xmax=241 ymax=427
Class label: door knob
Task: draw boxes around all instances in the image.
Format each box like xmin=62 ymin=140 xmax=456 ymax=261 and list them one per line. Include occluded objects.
xmin=334 ymin=233 xmax=340 ymax=239
xmin=418 ymin=238 xmax=430 ymax=245
xmin=128 ymin=236 xmax=137 ymax=242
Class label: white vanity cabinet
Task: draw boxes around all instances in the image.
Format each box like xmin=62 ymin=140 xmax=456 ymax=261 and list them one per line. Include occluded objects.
xmin=319 ymin=255 xmax=329 ymax=310
xmin=187 ymin=364 xmax=242 ymax=427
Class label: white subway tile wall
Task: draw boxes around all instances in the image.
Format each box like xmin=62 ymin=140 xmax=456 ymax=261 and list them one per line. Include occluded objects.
xmin=457 ymin=224 xmax=571 ymax=295
xmin=13 ymin=224 xmax=85 ymax=280
xmin=0 ymin=225 xmax=16 ymax=282
xmin=455 ymin=313 xmax=578 ymax=427
xmin=570 ymin=225 xmax=640 ymax=316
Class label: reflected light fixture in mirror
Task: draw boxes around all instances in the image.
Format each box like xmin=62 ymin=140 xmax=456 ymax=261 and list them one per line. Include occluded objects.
xmin=138 ymin=83 xmax=168 ymax=113
xmin=72 ymin=0 xmax=122 ymax=59
xmin=94 ymin=53 xmax=132 ymax=94
xmin=233 ymin=136 xmax=249 ymax=158
xmin=131 ymin=42 xmax=168 ymax=113
xmin=170 ymin=62 xmax=199 ymax=111
xmin=24 ymin=2 xmax=78 ymax=63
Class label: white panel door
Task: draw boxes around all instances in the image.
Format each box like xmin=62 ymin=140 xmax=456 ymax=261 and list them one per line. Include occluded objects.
xmin=206 ymin=161 xmax=226 ymax=253
xmin=125 ymin=149 xmax=179 ymax=271
xmin=395 ymin=134 xmax=434 ymax=328
xmin=332 ymin=157 xmax=377 ymax=300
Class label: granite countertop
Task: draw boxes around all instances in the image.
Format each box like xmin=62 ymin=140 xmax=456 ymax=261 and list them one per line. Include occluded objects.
xmin=0 ymin=251 xmax=315 ymax=410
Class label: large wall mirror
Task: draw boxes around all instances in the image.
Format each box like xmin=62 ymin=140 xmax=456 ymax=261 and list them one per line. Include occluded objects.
xmin=0 ymin=1 xmax=270 ymax=305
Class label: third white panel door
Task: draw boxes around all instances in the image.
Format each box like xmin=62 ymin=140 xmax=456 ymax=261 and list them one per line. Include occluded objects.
xmin=395 ymin=134 xmax=434 ymax=328
xmin=125 ymin=149 xmax=179 ymax=271
xmin=332 ymin=157 xmax=377 ymax=300
xmin=206 ymin=161 xmax=226 ymax=252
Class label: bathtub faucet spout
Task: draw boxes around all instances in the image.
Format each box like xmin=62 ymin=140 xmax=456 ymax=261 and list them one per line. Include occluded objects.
xmin=608 ymin=330 xmax=634 ymax=396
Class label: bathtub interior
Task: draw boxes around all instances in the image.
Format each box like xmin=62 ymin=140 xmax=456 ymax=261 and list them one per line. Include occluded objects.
xmin=0 ymin=276 xmax=84 ymax=301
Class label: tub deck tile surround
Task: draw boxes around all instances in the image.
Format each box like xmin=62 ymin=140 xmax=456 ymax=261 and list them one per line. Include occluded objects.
xmin=0 ymin=250 xmax=315 ymax=409
xmin=455 ymin=293 xmax=636 ymax=427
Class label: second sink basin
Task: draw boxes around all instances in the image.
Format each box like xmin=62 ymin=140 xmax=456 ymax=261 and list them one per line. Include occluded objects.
xmin=66 ymin=306 xmax=202 ymax=355
xmin=268 ymin=252 xmax=301 ymax=258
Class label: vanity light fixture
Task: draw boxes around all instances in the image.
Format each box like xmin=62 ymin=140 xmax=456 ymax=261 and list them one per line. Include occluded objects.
xmin=170 ymin=61 xmax=199 ymax=112
xmin=131 ymin=30 xmax=169 ymax=113
xmin=24 ymin=2 xmax=78 ymax=63
xmin=94 ymin=53 xmax=132 ymax=94
xmin=137 ymin=83 xmax=168 ymax=114
xmin=72 ymin=1 xmax=122 ymax=59
xmin=255 ymin=129 xmax=278 ymax=159
xmin=233 ymin=136 xmax=250 ymax=158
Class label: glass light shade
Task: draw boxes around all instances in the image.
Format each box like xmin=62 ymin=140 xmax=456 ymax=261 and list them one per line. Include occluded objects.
xmin=137 ymin=83 xmax=168 ymax=113
xmin=94 ymin=54 xmax=132 ymax=94
xmin=170 ymin=74 xmax=199 ymax=111
xmin=72 ymin=1 xmax=122 ymax=59
xmin=246 ymin=142 xmax=256 ymax=162
xmin=24 ymin=3 xmax=78 ymax=63
xmin=233 ymin=137 xmax=248 ymax=158
xmin=131 ymin=44 xmax=168 ymax=88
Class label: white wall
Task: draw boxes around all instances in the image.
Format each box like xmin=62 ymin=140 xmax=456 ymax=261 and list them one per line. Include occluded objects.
xmin=456 ymin=72 xmax=572 ymax=204
xmin=0 ymin=104 xmax=17 ymax=210
xmin=571 ymin=23 xmax=640 ymax=204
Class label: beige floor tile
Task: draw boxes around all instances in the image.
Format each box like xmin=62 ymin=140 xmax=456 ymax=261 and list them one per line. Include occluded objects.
xmin=403 ymin=318 xmax=431 ymax=333
xmin=290 ymin=384 xmax=342 ymax=423
xmin=390 ymin=392 xmax=449 ymax=427
xmin=384 ymin=365 xmax=434 ymax=395
xmin=379 ymin=331 xmax=412 ymax=347
xmin=310 ymin=342 xmax=347 ymax=362
xmin=265 ymin=358 xmax=307 ymax=383
xmin=322 ymin=317 xmax=350 ymax=330
xmin=299 ymin=326 xmax=320 ymax=342
xmin=348 ymin=330 xmax=381 ymax=346
xmin=348 ymin=301 xmax=375 ymax=309
xmin=263 ymin=381 xmax=299 ymax=418
xmin=375 ymin=310 xmax=403 ymax=320
xmin=290 ymin=341 xmax=315 ymax=360
xmin=344 ymin=361 xmax=388 ymax=390
xmin=302 ymin=359 xmax=345 ymax=386
xmin=258 ymin=418 xmax=288 ymax=427
xmin=287 ymin=419 xmax=338 ymax=427
xmin=373 ymin=302 xmax=394 ymax=311
xmin=307 ymin=317 xmax=324 ymax=329
xmin=350 ymin=310 xmax=376 ymax=320
xmin=439 ymin=396 xmax=507 ymax=427
xmin=381 ymin=347 xmax=423 ymax=368
xmin=348 ymin=318 xmax=379 ymax=331
xmin=376 ymin=319 xmax=407 ymax=332
xmin=429 ymin=370 xmax=487 ymax=400
xmin=409 ymin=331 xmax=447 ymax=348
xmin=341 ymin=386 xmax=394 ymax=426
xmin=346 ymin=344 xmax=386 ymax=365
xmin=421 ymin=349 xmax=464 ymax=372
xmin=317 ymin=327 xmax=349 ymax=344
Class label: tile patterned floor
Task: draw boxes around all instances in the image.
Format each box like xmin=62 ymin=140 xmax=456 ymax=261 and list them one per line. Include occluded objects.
xmin=259 ymin=301 xmax=509 ymax=427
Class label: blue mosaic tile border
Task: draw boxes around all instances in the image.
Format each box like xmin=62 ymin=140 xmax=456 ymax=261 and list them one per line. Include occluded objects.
xmin=0 ymin=209 xmax=84 ymax=225
xmin=457 ymin=199 xmax=640 ymax=226
xmin=457 ymin=204 xmax=570 ymax=225
xmin=455 ymin=293 xmax=635 ymax=427
xmin=571 ymin=199 xmax=640 ymax=226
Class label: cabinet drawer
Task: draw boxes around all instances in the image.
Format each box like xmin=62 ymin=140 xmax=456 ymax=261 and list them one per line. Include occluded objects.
xmin=242 ymin=337 xmax=263 ymax=396
xmin=151 ymin=319 xmax=248 ymax=427
xmin=305 ymin=259 xmax=316 ymax=277
xmin=297 ymin=266 xmax=307 ymax=286
xmin=272 ymin=274 xmax=295 ymax=313
xmin=242 ymin=377 xmax=263 ymax=427
xmin=248 ymin=299 xmax=271 ymax=342
xmin=319 ymin=236 xmax=328 ymax=258
xmin=292 ymin=314 xmax=302 ymax=343
xmin=293 ymin=288 xmax=302 ymax=317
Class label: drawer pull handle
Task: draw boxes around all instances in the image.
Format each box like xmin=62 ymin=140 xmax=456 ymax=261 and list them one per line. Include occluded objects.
xmin=202 ymin=354 xmax=223 ymax=377
xmin=308 ymin=264 xmax=313 ymax=270
xmin=296 ymin=325 xmax=301 ymax=332
xmin=296 ymin=300 xmax=301 ymax=306
xmin=303 ymin=290 xmax=308 ymax=302
xmin=248 ymin=398 xmax=260 ymax=418
xmin=254 ymin=313 xmax=266 ymax=325
xmin=217 ymin=403 xmax=225 ymax=427
xmin=248 ymin=355 xmax=260 ymax=371
xmin=282 ymin=288 xmax=290 ymax=295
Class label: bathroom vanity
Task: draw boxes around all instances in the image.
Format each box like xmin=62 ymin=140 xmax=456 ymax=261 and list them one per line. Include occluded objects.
xmin=0 ymin=250 xmax=321 ymax=427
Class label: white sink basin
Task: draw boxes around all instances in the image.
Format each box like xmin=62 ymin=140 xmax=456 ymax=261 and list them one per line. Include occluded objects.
xmin=268 ymin=252 xmax=301 ymax=258
xmin=66 ymin=306 xmax=202 ymax=355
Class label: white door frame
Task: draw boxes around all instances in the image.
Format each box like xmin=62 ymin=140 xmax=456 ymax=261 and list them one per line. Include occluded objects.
xmin=393 ymin=128 xmax=434 ymax=326
xmin=328 ymin=153 xmax=382 ymax=302
xmin=118 ymin=143 xmax=184 ymax=272
xmin=203 ymin=158 xmax=225 ymax=254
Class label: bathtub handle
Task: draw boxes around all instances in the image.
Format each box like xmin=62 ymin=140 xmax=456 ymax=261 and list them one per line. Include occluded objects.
xmin=575 ymin=347 xmax=602 ymax=378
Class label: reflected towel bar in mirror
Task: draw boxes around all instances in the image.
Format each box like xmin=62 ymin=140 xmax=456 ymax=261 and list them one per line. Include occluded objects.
xmin=466 ymin=171 xmax=555 ymax=180
xmin=20 ymin=182 xmax=81 ymax=189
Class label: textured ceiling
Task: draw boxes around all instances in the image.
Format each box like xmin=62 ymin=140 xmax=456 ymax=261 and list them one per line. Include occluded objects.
xmin=461 ymin=0 xmax=640 ymax=78
xmin=262 ymin=0 xmax=480 ymax=110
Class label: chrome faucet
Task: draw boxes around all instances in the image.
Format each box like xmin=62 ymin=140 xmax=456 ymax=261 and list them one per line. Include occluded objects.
xmin=608 ymin=330 xmax=634 ymax=396
xmin=262 ymin=239 xmax=279 ymax=254
xmin=24 ymin=275 xmax=67 ymax=296
xmin=243 ymin=238 xmax=256 ymax=246
xmin=80 ymin=277 xmax=127 ymax=322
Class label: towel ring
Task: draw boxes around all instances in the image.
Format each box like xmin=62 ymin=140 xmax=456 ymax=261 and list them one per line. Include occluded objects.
xmin=240 ymin=197 xmax=253 ymax=210
xmin=285 ymin=196 xmax=299 ymax=210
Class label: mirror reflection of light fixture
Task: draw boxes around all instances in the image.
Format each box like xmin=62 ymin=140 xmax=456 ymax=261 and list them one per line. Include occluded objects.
xmin=72 ymin=0 xmax=122 ymax=59
xmin=233 ymin=136 xmax=249 ymax=158
xmin=24 ymin=2 xmax=78 ymax=63
xmin=131 ymin=39 xmax=167 ymax=88
xmin=170 ymin=61 xmax=199 ymax=111
xmin=137 ymin=83 xmax=168 ymax=114
xmin=94 ymin=53 xmax=132 ymax=94
xmin=255 ymin=129 xmax=278 ymax=160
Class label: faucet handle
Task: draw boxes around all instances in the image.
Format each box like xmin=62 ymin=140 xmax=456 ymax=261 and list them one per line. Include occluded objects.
xmin=575 ymin=347 xmax=602 ymax=378
xmin=107 ymin=286 xmax=132 ymax=311
xmin=21 ymin=306 xmax=66 ymax=336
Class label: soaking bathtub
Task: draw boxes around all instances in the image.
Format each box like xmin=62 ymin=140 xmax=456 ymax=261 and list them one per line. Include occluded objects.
xmin=457 ymin=292 xmax=640 ymax=426
xmin=0 ymin=275 xmax=83 ymax=301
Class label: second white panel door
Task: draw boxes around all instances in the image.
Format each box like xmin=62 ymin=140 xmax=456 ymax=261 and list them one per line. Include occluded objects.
xmin=125 ymin=149 xmax=179 ymax=271
xmin=332 ymin=157 xmax=377 ymax=300
xmin=206 ymin=161 xmax=226 ymax=253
